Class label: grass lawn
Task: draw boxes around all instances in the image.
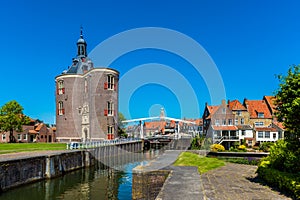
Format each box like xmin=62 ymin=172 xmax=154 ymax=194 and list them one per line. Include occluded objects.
xmin=173 ymin=152 xmax=225 ymax=174
xmin=0 ymin=143 xmax=67 ymax=154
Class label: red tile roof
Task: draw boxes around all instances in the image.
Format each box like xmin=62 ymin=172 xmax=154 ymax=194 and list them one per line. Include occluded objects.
xmin=35 ymin=123 xmax=44 ymax=131
xmin=264 ymin=96 xmax=276 ymax=114
xmin=228 ymin=100 xmax=247 ymax=111
xmin=206 ymin=105 xmax=219 ymax=119
xmin=144 ymin=121 xmax=166 ymax=130
xmin=255 ymin=127 xmax=277 ymax=132
xmin=273 ymin=121 xmax=285 ymax=130
xmin=212 ymin=125 xmax=238 ymax=131
xmin=29 ymin=130 xmax=38 ymax=134
xmin=244 ymin=99 xmax=272 ymax=119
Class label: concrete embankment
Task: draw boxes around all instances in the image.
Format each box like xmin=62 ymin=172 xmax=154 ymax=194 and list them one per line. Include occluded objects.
xmin=0 ymin=150 xmax=91 ymax=192
xmin=0 ymin=141 xmax=143 ymax=192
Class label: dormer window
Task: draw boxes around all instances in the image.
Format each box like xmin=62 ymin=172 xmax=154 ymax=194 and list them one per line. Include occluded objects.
xmin=258 ymin=112 xmax=264 ymax=118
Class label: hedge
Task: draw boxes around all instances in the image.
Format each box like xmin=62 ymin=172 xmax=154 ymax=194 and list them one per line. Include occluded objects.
xmin=257 ymin=165 xmax=300 ymax=199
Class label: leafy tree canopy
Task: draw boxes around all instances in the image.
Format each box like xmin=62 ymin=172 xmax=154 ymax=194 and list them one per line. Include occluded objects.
xmin=118 ymin=112 xmax=127 ymax=129
xmin=275 ymin=65 xmax=300 ymax=143
xmin=0 ymin=100 xmax=30 ymax=142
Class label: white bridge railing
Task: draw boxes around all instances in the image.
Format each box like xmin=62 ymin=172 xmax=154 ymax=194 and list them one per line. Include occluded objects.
xmin=67 ymin=138 xmax=142 ymax=150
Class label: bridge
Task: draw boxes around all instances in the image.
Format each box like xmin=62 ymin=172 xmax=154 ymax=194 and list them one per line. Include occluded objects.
xmin=122 ymin=108 xmax=199 ymax=140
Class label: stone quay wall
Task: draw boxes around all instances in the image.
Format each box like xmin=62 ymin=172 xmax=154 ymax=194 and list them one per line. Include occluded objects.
xmin=0 ymin=141 xmax=142 ymax=192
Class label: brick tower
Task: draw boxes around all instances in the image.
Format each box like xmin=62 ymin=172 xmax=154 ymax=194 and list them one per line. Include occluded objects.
xmin=55 ymin=28 xmax=119 ymax=142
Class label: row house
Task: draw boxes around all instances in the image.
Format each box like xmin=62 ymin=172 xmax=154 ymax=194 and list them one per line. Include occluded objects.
xmin=203 ymin=100 xmax=239 ymax=149
xmin=203 ymin=96 xmax=285 ymax=149
xmin=0 ymin=119 xmax=56 ymax=143
xmin=180 ymin=118 xmax=203 ymax=137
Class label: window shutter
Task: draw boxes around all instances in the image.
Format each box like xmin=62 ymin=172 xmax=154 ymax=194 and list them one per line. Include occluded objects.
xmin=104 ymin=109 xmax=108 ymax=116
xmin=104 ymin=82 xmax=108 ymax=89
xmin=62 ymin=88 xmax=65 ymax=94
xmin=114 ymin=83 xmax=117 ymax=91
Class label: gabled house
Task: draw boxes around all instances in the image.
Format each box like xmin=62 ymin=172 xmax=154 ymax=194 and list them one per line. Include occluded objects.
xmin=0 ymin=119 xmax=56 ymax=143
xmin=203 ymin=100 xmax=238 ymax=149
xmin=228 ymin=100 xmax=253 ymax=147
xmin=263 ymin=96 xmax=285 ymax=139
xmin=180 ymin=118 xmax=203 ymax=137
xmin=244 ymin=99 xmax=276 ymax=145
xmin=144 ymin=121 xmax=166 ymax=137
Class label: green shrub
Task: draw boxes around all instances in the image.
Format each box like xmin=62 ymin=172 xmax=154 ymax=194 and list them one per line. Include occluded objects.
xmin=210 ymin=144 xmax=225 ymax=152
xmin=257 ymin=165 xmax=300 ymax=199
xmin=264 ymin=139 xmax=300 ymax=173
xmin=259 ymin=142 xmax=274 ymax=152
xmin=191 ymin=136 xmax=204 ymax=150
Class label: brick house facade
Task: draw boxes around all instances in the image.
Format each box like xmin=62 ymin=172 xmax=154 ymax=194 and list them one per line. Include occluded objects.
xmin=203 ymin=96 xmax=285 ymax=149
xmin=0 ymin=119 xmax=56 ymax=143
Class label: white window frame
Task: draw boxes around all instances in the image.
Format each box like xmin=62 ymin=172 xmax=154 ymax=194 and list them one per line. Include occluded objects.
xmin=241 ymin=118 xmax=244 ymax=125
xmin=107 ymin=101 xmax=114 ymax=116
xmin=255 ymin=121 xmax=264 ymax=127
xmin=23 ymin=134 xmax=27 ymax=140
xmin=107 ymin=126 xmax=114 ymax=134
xmin=258 ymin=131 xmax=263 ymax=138
xmin=107 ymin=75 xmax=115 ymax=90
xmin=58 ymin=101 xmax=64 ymax=115
xmin=2 ymin=133 xmax=6 ymax=141
xmin=222 ymin=119 xmax=226 ymax=125
xmin=258 ymin=112 xmax=264 ymax=118
xmin=265 ymin=131 xmax=270 ymax=138
xmin=58 ymin=80 xmax=64 ymax=95
xmin=17 ymin=134 xmax=21 ymax=140
xmin=241 ymin=130 xmax=246 ymax=136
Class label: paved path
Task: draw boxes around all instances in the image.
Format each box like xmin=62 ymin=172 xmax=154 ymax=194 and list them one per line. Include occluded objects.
xmin=150 ymin=151 xmax=293 ymax=200
xmin=200 ymin=163 xmax=291 ymax=200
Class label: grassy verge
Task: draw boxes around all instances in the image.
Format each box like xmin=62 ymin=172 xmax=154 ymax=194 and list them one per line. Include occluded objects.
xmin=173 ymin=152 xmax=225 ymax=174
xmin=0 ymin=143 xmax=66 ymax=154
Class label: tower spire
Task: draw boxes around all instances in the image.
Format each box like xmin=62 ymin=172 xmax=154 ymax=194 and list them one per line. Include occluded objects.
xmin=80 ymin=25 xmax=83 ymax=38
xmin=77 ymin=26 xmax=87 ymax=57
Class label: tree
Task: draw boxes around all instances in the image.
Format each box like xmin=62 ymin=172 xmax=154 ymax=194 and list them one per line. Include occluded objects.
xmin=118 ymin=112 xmax=128 ymax=138
xmin=275 ymin=65 xmax=300 ymax=144
xmin=0 ymin=100 xmax=30 ymax=143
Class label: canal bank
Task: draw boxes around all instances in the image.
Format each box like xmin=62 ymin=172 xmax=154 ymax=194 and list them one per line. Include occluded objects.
xmin=132 ymin=150 xmax=292 ymax=200
xmin=0 ymin=140 xmax=143 ymax=192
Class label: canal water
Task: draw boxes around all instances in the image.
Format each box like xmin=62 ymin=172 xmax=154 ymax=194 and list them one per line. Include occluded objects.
xmin=0 ymin=150 xmax=162 ymax=200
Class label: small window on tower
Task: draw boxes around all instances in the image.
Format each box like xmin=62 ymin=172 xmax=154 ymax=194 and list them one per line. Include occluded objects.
xmin=57 ymin=80 xmax=65 ymax=95
xmin=105 ymin=75 xmax=115 ymax=90
xmin=58 ymin=101 xmax=64 ymax=115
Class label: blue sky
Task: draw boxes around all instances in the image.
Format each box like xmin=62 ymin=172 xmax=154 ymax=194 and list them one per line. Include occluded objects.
xmin=0 ymin=0 xmax=299 ymax=123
